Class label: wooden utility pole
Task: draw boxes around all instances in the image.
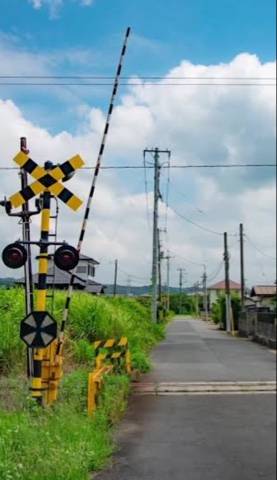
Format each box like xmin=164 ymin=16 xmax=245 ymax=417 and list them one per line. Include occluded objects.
xmin=193 ymin=281 xmax=200 ymax=317
xmin=113 ymin=259 xmax=118 ymax=296
xmin=202 ymin=266 xmax=208 ymax=321
xmin=177 ymin=268 xmax=186 ymax=313
xmin=224 ymin=232 xmax=232 ymax=332
xmin=239 ymin=223 xmax=245 ymax=308
xmin=164 ymin=252 xmax=171 ymax=311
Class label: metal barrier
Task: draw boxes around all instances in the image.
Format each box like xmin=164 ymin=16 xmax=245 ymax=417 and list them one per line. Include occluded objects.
xmin=87 ymin=336 xmax=132 ymax=416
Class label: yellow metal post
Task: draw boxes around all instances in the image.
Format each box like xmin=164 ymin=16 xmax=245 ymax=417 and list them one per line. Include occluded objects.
xmin=31 ymin=191 xmax=51 ymax=405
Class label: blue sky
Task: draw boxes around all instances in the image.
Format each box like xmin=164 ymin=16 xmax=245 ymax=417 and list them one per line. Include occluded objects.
xmin=0 ymin=0 xmax=276 ymax=286
xmin=0 ymin=0 xmax=275 ymax=133
xmin=1 ymin=0 xmax=276 ymax=64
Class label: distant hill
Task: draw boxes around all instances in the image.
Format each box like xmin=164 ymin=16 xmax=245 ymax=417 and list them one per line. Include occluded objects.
xmin=104 ymin=284 xmax=196 ymax=296
xmin=0 ymin=278 xmax=198 ymax=296
xmin=0 ymin=277 xmax=16 ymax=286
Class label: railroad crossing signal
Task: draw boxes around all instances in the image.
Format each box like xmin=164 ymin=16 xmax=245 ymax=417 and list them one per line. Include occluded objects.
xmin=20 ymin=311 xmax=57 ymax=348
xmin=2 ymin=243 xmax=27 ymax=269
xmin=9 ymin=151 xmax=84 ymax=211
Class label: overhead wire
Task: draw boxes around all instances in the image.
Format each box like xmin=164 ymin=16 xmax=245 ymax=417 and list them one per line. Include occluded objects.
xmin=244 ymin=235 xmax=276 ymax=260
xmin=168 ymin=203 xmax=227 ymax=236
xmin=0 ymin=75 xmax=276 ymax=80
xmin=0 ymin=82 xmax=275 ymax=87
xmin=0 ymin=163 xmax=274 ymax=171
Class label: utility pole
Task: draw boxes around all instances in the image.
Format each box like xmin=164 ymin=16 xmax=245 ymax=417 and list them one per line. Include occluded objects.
xmin=193 ymin=281 xmax=200 ymax=317
xmin=157 ymin=229 xmax=163 ymax=322
xmin=223 ymin=232 xmax=232 ymax=332
xmin=202 ymin=265 xmax=208 ymax=321
xmin=127 ymin=275 xmax=131 ymax=296
xmin=158 ymin=229 xmax=162 ymax=303
xmin=143 ymin=147 xmax=171 ymax=323
xmin=113 ymin=259 xmax=118 ymax=297
xmin=177 ymin=268 xmax=186 ymax=314
xmin=239 ymin=223 xmax=245 ymax=309
xmin=164 ymin=252 xmax=171 ymax=311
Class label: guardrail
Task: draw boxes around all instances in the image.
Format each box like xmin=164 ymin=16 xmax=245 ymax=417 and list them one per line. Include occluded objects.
xmin=87 ymin=336 xmax=132 ymax=415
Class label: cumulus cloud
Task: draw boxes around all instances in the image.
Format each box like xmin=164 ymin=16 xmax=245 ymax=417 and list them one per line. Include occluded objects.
xmin=28 ymin=0 xmax=94 ymax=18
xmin=0 ymin=52 xmax=275 ymax=287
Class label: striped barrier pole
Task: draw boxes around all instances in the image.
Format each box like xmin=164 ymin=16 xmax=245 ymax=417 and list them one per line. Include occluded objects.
xmin=57 ymin=27 xmax=131 ymax=356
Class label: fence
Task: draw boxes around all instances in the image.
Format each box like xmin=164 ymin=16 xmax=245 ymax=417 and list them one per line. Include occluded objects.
xmin=87 ymin=337 xmax=132 ymax=415
xmin=238 ymin=309 xmax=276 ymax=349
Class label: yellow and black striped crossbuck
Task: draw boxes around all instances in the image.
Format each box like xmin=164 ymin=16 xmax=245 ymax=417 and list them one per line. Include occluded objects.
xmin=9 ymin=151 xmax=85 ymax=211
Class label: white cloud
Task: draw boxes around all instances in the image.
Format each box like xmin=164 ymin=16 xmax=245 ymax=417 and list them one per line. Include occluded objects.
xmin=28 ymin=0 xmax=94 ymax=18
xmin=0 ymin=52 xmax=276 ymax=287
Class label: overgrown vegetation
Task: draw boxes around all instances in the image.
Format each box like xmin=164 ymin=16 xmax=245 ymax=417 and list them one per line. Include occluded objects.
xmin=169 ymin=293 xmax=200 ymax=315
xmin=211 ymin=293 xmax=241 ymax=329
xmin=0 ymin=288 xmax=166 ymax=479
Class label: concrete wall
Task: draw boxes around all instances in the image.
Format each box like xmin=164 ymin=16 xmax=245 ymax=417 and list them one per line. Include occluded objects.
xmin=239 ymin=309 xmax=276 ymax=349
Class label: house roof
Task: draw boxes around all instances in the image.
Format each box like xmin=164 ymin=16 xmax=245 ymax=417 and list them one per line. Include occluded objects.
xmin=16 ymin=268 xmax=86 ymax=287
xmin=85 ymin=281 xmax=105 ymax=294
xmin=250 ymin=285 xmax=276 ymax=297
xmin=79 ymin=254 xmax=99 ymax=265
xmin=208 ymin=279 xmax=241 ymax=290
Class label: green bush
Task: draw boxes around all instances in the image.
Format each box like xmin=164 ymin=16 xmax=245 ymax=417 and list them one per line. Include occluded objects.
xmin=0 ymin=289 xmax=165 ymax=374
xmin=169 ymin=293 xmax=198 ymax=315
xmin=211 ymin=293 xmax=241 ymax=329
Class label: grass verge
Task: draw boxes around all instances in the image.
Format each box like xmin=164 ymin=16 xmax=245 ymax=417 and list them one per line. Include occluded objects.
xmin=0 ymin=288 xmax=166 ymax=479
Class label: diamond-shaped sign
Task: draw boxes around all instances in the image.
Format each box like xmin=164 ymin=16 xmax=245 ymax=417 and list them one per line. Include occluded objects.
xmin=20 ymin=311 xmax=57 ymax=348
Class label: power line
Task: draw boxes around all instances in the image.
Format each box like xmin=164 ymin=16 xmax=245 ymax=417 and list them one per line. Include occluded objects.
xmin=0 ymin=75 xmax=275 ymax=80
xmin=245 ymin=235 xmax=276 ymax=260
xmin=168 ymin=203 xmax=237 ymax=237
xmin=207 ymin=261 xmax=224 ymax=282
xmin=0 ymin=163 xmax=274 ymax=171
xmin=168 ymin=249 xmax=205 ymax=267
xmin=0 ymin=82 xmax=275 ymax=86
xmin=117 ymin=266 xmax=149 ymax=282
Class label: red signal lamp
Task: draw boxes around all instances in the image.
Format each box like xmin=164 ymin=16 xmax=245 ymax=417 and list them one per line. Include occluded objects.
xmin=2 ymin=243 xmax=27 ymax=269
xmin=54 ymin=245 xmax=79 ymax=271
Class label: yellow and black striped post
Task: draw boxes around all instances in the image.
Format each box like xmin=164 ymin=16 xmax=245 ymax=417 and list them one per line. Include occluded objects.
xmin=31 ymin=190 xmax=51 ymax=404
xmin=6 ymin=150 xmax=84 ymax=405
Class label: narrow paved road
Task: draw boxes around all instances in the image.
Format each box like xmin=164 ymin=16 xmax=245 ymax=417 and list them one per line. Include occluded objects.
xmin=96 ymin=317 xmax=276 ymax=480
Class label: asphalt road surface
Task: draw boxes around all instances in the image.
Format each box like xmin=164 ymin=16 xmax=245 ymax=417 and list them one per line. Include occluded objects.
xmin=96 ymin=317 xmax=276 ymax=480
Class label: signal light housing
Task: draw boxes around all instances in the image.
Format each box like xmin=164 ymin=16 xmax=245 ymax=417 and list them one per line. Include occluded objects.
xmin=54 ymin=245 xmax=79 ymax=271
xmin=2 ymin=243 xmax=27 ymax=269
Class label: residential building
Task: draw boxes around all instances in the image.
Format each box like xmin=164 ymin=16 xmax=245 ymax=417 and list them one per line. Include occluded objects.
xmin=17 ymin=254 xmax=105 ymax=294
xmin=250 ymin=285 xmax=276 ymax=309
xmin=208 ymin=279 xmax=241 ymax=307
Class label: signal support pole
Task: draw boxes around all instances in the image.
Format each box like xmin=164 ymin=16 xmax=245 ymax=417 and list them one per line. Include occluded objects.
xmin=239 ymin=223 xmax=245 ymax=309
xmin=224 ymin=232 xmax=232 ymax=333
xmin=20 ymin=137 xmax=35 ymax=377
xmin=143 ymin=147 xmax=171 ymax=323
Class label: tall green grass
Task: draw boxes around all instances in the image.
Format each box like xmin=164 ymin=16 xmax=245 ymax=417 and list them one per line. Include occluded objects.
xmin=0 ymin=373 xmax=130 ymax=480
xmin=0 ymin=288 xmax=166 ymax=479
xmin=0 ymin=288 xmax=164 ymax=373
